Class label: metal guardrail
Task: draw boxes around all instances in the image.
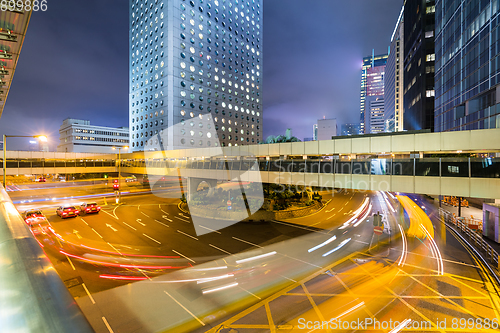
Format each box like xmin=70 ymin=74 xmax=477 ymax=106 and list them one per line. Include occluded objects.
xmin=439 ymin=208 xmax=499 ymax=267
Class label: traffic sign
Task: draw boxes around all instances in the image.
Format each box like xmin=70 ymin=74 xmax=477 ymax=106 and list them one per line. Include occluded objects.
xmin=373 ymin=226 xmax=383 ymax=235
xmin=227 ymin=200 xmax=231 ymax=206
xmin=227 ymin=206 xmax=232 ymax=210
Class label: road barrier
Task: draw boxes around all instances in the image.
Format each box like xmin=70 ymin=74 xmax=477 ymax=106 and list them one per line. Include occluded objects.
xmin=440 ymin=208 xmax=499 ymax=268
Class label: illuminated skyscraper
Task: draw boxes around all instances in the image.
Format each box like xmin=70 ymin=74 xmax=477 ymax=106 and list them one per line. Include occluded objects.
xmin=129 ymin=0 xmax=263 ymax=152
xmin=384 ymin=6 xmax=404 ymax=132
xmin=360 ymin=51 xmax=388 ymax=134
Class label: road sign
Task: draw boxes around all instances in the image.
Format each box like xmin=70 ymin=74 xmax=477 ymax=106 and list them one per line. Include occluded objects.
xmin=227 ymin=200 xmax=231 ymax=206
xmin=373 ymin=226 xmax=383 ymax=235
xmin=227 ymin=206 xmax=232 ymax=210
xmin=373 ymin=213 xmax=382 ymax=226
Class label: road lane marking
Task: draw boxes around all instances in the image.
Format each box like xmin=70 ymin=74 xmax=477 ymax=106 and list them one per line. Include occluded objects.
xmin=107 ymin=242 xmax=123 ymax=255
xmin=122 ymin=222 xmax=137 ymax=231
xmin=172 ymin=249 xmax=195 ymax=263
xmin=143 ymin=233 xmax=161 ymax=244
xmin=101 ymin=209 xmax=119 ymax=220
xmin=82 ymin=283 xmax=95 ymax=304
xmin=325 ymin=207 xmax=336 ymax=213
xmin=80 ymin=218 xmax=89 ymax=225
xmin=177 ymin=230 xmax=198 ymax=241
xmin=73 ymin=229 xmax=82 ymax=239
xmin=240 ymin=286 xmax=261 ymax=299
xmin=154 ymin=219 xmax=170 ymax=227
xmin=136 ymin=219 xmax=146 ymax=226
xmin=270 ymin=220 xmax=328 ymax=234
xmin=65 ymin=255 xmax=76 ymax=270
xmin=105 ymin=224 xmax=118 ymax=232
xmin=92 ymin=228 xmax=103 ymax=239
xmin=160 ymin=208 xmax=169 ymax=215
xmin=232 ymin=237 xmax=262 ymax=248
xmin=209 ymin=244 xmax=231 ymax=254
xmin=199 ymin=225 xmax=222 ymax=234
xmin=175 ymin=216 xmax=190 ymax=223
xmin=164 ymin=291 xmax=205 ymax=326
xmin=141 ymin=212 xmax=150 ymax=218
xmin=162 ymin=215 xmax=172 ymax=222
xmin=102 ymin=317 xmax=115 ymax=333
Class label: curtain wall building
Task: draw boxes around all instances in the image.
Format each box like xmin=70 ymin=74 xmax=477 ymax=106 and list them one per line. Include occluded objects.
xmin=359 ymin=51 xmax=388 ymax=134
xmin=435 ymin=0 xmax=500 ymax=132
xmin=403 ymin=0 xmax=436 ymax=131
xmin=129 ymin=0 xmax=263 ymax=152
xmin=384 ymin=6 xmax=404 ymax=132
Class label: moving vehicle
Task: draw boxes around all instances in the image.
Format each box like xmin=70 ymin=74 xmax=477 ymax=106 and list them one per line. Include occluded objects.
xmin=35 ymin=177 xmax=46 ymax=182
xmin=125 ymin=175 xmax=137 ymax=182
xmin=79 ymin=202 xmax=101 ymax=214
xmin=23 ymin=209 xmax=47 ymax=226
xmin=56 ymin=206 xmax=79 ymax=218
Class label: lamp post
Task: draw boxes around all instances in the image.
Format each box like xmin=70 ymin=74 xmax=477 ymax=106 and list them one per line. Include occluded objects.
xmin=112 ymin=146 xmax=128 ymax=203
xmin=3 ymin=135 xmax=47 ymax=188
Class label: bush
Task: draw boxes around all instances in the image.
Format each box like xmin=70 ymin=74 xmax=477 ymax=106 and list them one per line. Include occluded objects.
xmin=305 ymin=199 xmax=314 ymax=206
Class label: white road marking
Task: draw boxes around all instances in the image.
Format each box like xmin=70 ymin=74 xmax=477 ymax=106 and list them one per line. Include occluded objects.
xmin=122 ymin=222 xmax=137 ymax=231
xmin=105 ymin=224 xmax=118 ymax=232
xmin=238 ymin=286 xmax=261 ymax=299
xmin=92 ymin=228 xmax=103 ymax=239
xmin=102 ymin=316 xmax=115 ymax=333
xmin=154 ymin=219 xmax=170 ymax=227
xmin=160 ymin=208 xmax=170 ymax=215
xmin=141 ymin=212 xmax=150 ymax=218
xmin=325 ymin=207 xmax=336 ymax=213
xmin=172 ymin=249 xmax=195 ymax=263
xmin=199 ymin=225 xmax=222 ymax=234
xmin=136 ymin=219 xmax=146 ymax=226
xmin=209 ymin=244 xmax=231 ymax=254
xmin=164 ymin=291 xmax=205 ymax=326
xmin=177 ymin=230 xmax=198 ymax=241
xmin=80 ymin=217 xmax=89 ymax=225
xmin=82 ymin=283 xmax=95 ymax=304
xmin=232 ymin=237 xmax=262 ymax=248
xmin=65 ymin=255 xmax=76 ymax=270
xmin=162 ymin=215 xmax=172 ymax=222
xmin=355 ymin=240 xmax=369 ymax=245
xmin=101 ymin=209 xmax=119 ymax=220
xmin=175 ymin=216 xmax=190 ymax=223
xmin=107 ymin=242 xmax=123 ymax=255
xmin=271 ymin=220 xmax=328 ymax=235
xmin=143 ymin=233 xmax=161 ymax=244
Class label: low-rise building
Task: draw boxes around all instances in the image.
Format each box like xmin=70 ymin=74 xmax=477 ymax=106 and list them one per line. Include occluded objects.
xmin=58 ymin=118 xmax=129 ymax=153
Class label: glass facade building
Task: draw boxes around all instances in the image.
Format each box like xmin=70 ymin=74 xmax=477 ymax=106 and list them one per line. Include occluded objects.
xmin=129 ymin=0 xmax=263 ymax=152
xmin=360 ymin=52 xmax=388 ymax=134
xmin=435 ymin=0 xmax=500 ymax=132
xmin=384 ymin=6 xmax=404 ymax=132
xmin=403 ymin=0 xmax=436 ymax=131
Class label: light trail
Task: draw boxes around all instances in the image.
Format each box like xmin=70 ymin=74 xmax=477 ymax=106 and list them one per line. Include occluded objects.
xmin=388 ymin=319 xmax=411 ymax=333
xmin=322 ymin=238 xmax=351 ymax=257
xmin=307 ymin=235 xmax=336 ymax=253
xmin=420 ymin=224 xmax=444 ymax=275
xmin=236 ymin=251 xmax=277 ymax=264
xmin=333 ymin=301 xmax=365 ymax=320
xmin=202 ymin=282 xmax=239 ymax=294
xmin=397 ymin=224 xmax=407 ymax=267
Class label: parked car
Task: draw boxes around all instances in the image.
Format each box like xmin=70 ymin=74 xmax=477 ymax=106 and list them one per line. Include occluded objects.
xmin=56 ymin=206 xmax=79 ymax=218
xmin=35 ymin=177 xmax=46 ymax=182
xmin=79 ymin=202 xmax=101 ymax=214
xmin=23 ymin=209 xmax=47 ymax=225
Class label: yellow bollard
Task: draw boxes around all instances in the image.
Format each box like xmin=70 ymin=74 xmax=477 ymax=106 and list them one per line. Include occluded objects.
xmin=103 ymin=197 xmax=107 ymax=206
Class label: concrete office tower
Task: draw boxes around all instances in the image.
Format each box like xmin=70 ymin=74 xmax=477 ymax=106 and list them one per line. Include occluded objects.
xmin=129 ymin=0 xmax=263 ymax=152
xmin=317 ymin=118 xmax=337 ymax=140
xmin=384 ymin=6 xmax=404 ymax=132
xmin=435 ymin=0 xmax=500 ymax=132
xmin=360 ymin=51 xmax=388 ymax=134
xmin=403 ymin=0 xmax=435 ymax=131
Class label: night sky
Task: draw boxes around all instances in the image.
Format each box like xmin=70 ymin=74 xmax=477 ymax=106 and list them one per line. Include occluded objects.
xmin=1 ymin=0 xmax=402 ymax=150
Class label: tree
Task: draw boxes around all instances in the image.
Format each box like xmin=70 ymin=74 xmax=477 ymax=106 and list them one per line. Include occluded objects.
xmin=264 ymin=135 xmax=301 ymax=144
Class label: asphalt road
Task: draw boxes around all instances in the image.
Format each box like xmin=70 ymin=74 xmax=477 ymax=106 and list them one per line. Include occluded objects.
xmin=14 ymin=185 xmax=364 ymax=299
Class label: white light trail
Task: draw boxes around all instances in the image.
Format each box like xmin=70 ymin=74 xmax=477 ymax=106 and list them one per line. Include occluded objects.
xmin=322 ymin=238 xmax=351 ymax=257
xmin=236 ymin=251 xmax=277 ymax=264
xmin=202 ymin=282 xmax=239 ymax=294
xmin=308 ymin=236 xmax=336 ymax=253
xmin=389 ymin=319 xmax=411 ymax=333
xmin=397 ymin=224 xmax=407 ymax=267
xmin=420 ymin=225 xmax=444 ymax=275
xmin=333 ymin=301 xmax=365 ymax=320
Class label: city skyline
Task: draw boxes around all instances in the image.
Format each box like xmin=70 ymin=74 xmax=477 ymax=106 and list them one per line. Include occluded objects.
xmin=0 ymin=0 xmax=401 ymax=150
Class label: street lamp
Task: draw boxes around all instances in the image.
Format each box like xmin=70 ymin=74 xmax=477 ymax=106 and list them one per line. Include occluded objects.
xmin=112 ymin=146 xmax=128 ymax=203
xmin=3 ymin=135 xmax=48 ymax=188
